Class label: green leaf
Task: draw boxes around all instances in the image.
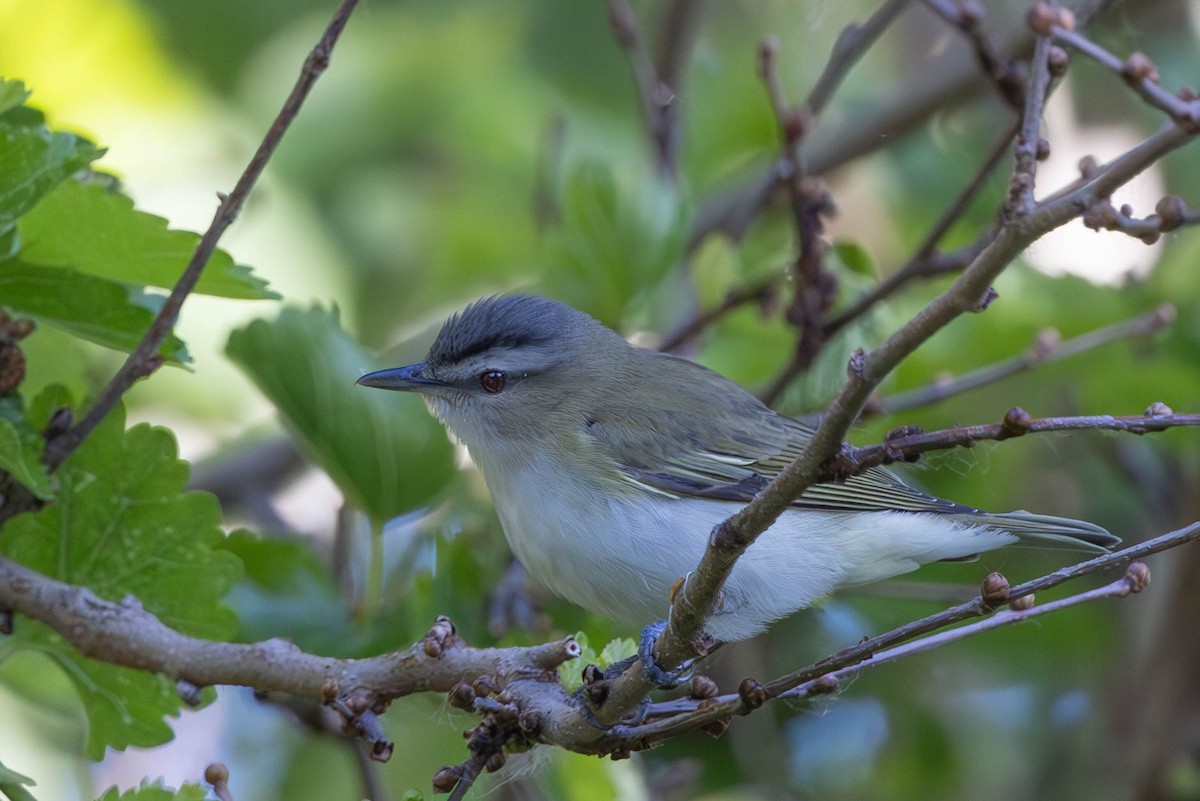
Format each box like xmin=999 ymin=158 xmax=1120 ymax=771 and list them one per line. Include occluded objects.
xmin=0 ymin=761 xmax=34 ymax=788
xmin=0 ymin=399 xmax=242 ymax=757
xmin=542 ymin=161 xmax=689 ymax=325
xmin=0 ymin=126 xmax=102 ymax=232
xmin=94 ymin=781 xmax=208 ymax=801
xmin=217 ymin=530 xmax=349 ymax=653
xmin=0 ymin=417 xmax=53 ymax=499
xmin=0 ymin=261 xmax=188 ymax=361
xmin=0 ymin=80 xmax=31 ymax=117
xmin=832 ymin=240 xmax=877 ymax=278
xmin=18 ymin=181 xmax=277 ymax=300
xmin=226 ymin=306 xmax=456 ymax=525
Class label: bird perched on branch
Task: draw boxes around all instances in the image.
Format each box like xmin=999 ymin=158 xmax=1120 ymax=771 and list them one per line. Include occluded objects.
xmin=358 ymin=295 xmax=1116 ymax=648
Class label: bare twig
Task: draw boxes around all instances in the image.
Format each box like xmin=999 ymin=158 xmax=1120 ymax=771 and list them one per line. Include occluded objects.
xmin=835 ymin=406 xmax=1199 ymax=477
xmin=0 ymin=552 xmax=579 ymax=706
xmin=870 ymin=303 xmax=1176 ymax=415
xmin=659 ymin=275 xmax=781 ymax=353
xmin=615 ymin=560 xmax=1155 ymax=744
xmin=39 ymin=0 xmax=361 ymax=473
xmin=804 ymin=0 xmax=913 ymax=121
xmin=1050 ymin=26 xmax=1200 ymax=129
xmin=1007 ymin=34 xmax=1054 ymax=216
xmin=595 ymin=53 xmax=1199 ymax=725
xmin=823 ymin=121 xmax=1016 ymax=338
xmin=922 ymin=0 xmax=1026 ymax=107
xmin=609 ymin=0 xmax=683 ymax=178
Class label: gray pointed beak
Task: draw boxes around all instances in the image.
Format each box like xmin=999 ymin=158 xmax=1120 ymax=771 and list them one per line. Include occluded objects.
xmin=356 ymin=363 xmax=447 ymax=393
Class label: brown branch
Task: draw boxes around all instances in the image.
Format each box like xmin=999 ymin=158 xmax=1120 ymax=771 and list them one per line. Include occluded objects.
xmin=1006 ymin=34 xmax=1054 ymax=217
xmin=1083 ymin=195 xmax=1200 ymax=244
xmin=869 ymin=303 xmax=1176 ymax=415
xmin=922 ymin=0 xmax=1027 ymax=108
xmin=822 ymin=121 xmax=1016 ymax=338
xmin=38 ymin=0 xmax=361 ymax=473
xmin=835 ymin=406 xmax=1200 ymax=477
xmin=592 ymin=54 xmax=1199 ymax=726
xmin=658 ymin=274 xmax=781 ymax=353
xmin=1049 ymin=25 xmax=1200 ymax=130
xmin=0 ymin=554 xmax=579 ymax=706
xmin=615 ymin=558 xmax=1158 ymax=745
xmin=804 ymin=0 xmax=914 ymax=120
xmin=609 ymin=0 xmax=683 ymax=178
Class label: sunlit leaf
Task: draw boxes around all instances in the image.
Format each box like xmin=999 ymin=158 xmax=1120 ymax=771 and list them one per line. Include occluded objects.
xmin=0 ymin=261 xmax=187 ymax=361
xmin=94 ymin=782 xmax=208 ymax=801
xmin=0 ymin=126 xmax=101 ymax=233
xmin=18 ymin=181 xmax=276 ymax=300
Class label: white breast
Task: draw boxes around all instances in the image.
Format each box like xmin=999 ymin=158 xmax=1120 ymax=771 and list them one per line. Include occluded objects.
xmin=475 ymin=451 xmax=1013 ymax=642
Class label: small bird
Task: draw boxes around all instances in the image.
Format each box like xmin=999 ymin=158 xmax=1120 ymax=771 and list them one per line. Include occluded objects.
xmin=358 ymin=295 xmax=1116 ymax=644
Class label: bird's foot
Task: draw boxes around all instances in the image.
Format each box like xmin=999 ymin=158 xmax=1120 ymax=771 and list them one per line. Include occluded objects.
xmin=637 ymin=620 xmax=695 ymax=689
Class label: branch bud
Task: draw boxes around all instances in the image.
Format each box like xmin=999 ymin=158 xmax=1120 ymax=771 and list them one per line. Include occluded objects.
xmin=485 ymin=753 xmax=507 ymax=773
xmin=690 ymin=675 xmax=719 ymax=700
xmin=1025 ymin=3 xmax=1057 ymax=35
xmin=1155 ymin=196 xmax=1188 ymax=231
xmin=738 ymin=678 xmax=768 ymax=710
xmin=1001 ymin=406 xmax=1032 ymax=435
xmin=449 ymin=682 xmax=476 ymax=710
xmin=1144 ymin=401 xmax=1173 ymax=417
xmin=432 ymin=765 xmax=462 ymax=794
xmin=981 ymin=571 xmax=1011 ymax=607
xmin=1125 ymin=561 xmax=1151 ymax=593
xmin=1008 ymin=593 xmax=1035 ymax=611
xmin=1048 ymin=46 xmax=1069 ymax=76
xmin=1124 ymin=52 xmax=1159 ymax=84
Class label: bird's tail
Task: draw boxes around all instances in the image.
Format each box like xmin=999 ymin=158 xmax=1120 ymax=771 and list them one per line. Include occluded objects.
xmin=961 ymin=510 xmax=1119 ymax=552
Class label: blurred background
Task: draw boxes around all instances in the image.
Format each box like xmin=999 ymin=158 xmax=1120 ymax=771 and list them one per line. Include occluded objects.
xmin=1 ymin=0 xmax=1199 ymax=799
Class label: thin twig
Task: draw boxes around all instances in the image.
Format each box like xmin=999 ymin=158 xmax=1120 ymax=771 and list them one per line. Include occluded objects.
xmin=39 ymin=0 xmax=361 ymax=472
xmin=1007 ymin=35 xmax=1053 ymax=217
xmin=609 ymin=0 xmax=680 ymax=178
xmin=869 ymin=303 xmax=1176 ymax=415
xmin=593 ymin=51 xmax=1199 ymax=726
xmin=922 ymin=0 xmax=1026 ymax=108
xmin=617 ymin=560 xmax=1154 ymax=744
xmin=659 ymin=275 xmax=781 ymax=353
xmin=804 ymin=0 xmax=913 ymax=121
xmin=836 ymin=407 xmax=1199 ymax=477
xmin=1050 ymin=26 xmax=1200 ymax=130
xmin=823 ymin=120 xmax=1016 ymax=338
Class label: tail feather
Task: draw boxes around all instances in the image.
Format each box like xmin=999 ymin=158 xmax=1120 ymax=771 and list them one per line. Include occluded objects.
xmin=962 ymin=510 xmax=1119 ymax=553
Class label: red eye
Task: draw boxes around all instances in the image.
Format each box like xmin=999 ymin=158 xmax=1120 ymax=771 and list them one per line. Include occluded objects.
xmin=479 ymin=370 xmax=506 ymax=394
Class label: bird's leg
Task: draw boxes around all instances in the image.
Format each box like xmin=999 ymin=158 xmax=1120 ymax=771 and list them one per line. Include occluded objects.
xmin=636 ymin=620 xmax=696 ymax=688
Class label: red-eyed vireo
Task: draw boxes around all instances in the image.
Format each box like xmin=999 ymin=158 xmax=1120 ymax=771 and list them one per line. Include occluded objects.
xmin=358 ymin=295 xmax=1116 ymax=644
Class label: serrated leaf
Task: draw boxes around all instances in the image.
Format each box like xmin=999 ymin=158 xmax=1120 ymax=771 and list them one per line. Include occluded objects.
xmin=0 ymin=400 xmax=242 ymax=758
xmin=0 ymin=126 xmax=102 ymax=231
xmin=226 ymin=306 xmax=455 ymax=525
xmin=597 ymin=636 xmax=636 ymax=668
xmin=0 ymin=418 xmax=53 ymax=499
xmin=0 ymin=80 xmax=31 ymax=117
xmin=18 ymin=181 xmax=276 ymax=300
xmin=0 ymin=261 xmax=188 ymax=361
xmin=94 ymin=781 xmax=208 ymax=801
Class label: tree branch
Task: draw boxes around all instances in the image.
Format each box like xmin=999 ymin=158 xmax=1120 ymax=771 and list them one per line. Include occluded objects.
xmin=868 ymin=303 xmax=1176 ymax=415
xmin=593 ymin=43 xmax=1199 ymax=725
xmin=614 ymin=559 xmax=1155 ymax=745
xmin=0 ymin=554 xmax=579 ymax=705
xmin=38 ymin=0 xmax=361 ymax=473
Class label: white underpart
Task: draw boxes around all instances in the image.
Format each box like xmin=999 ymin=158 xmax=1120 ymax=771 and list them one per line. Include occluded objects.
xmin=477 ymin=449 xmax=1015 ymax=642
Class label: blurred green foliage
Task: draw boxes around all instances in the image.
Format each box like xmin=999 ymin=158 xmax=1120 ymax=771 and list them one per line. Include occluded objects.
xmin=0 ymin=1 xmax=1198 ymax=800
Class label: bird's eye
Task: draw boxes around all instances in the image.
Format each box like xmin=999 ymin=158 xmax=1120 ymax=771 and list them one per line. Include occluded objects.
xmin=479 ymin=370 xmax=507 ymax=394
